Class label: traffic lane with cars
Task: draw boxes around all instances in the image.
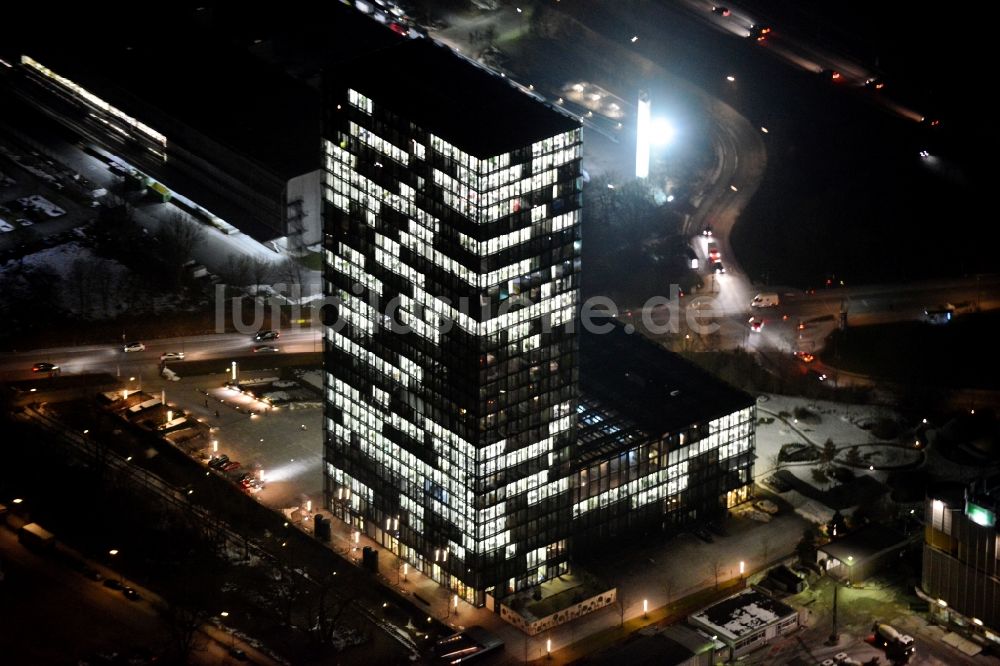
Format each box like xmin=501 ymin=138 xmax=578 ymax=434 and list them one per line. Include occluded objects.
xmin=0 ymin=328 xmax=322 ymax=379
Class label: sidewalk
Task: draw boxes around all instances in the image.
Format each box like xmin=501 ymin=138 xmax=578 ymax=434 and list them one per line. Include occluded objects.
xmin=314 ymin=507 xmax=784 ymax=664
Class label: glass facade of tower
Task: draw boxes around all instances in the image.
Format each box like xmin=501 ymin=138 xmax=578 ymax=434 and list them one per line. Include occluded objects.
xmin=572 ymin=397 xmax=755 ymax=547
xmin=322 ymin=85 xmax=583 ymax=606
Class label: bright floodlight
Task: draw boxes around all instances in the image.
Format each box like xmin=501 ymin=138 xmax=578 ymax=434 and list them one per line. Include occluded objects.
xmin=650 ymin=118 xmax=676 ymax=146
xmin=636 ymin=90 xmax=651 ymax=178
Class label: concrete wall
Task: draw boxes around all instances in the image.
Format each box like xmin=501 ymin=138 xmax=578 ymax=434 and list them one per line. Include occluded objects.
xmin=286 ymin=169 xmax=322 ymax=249
xmin=500 ymin=587 xmax=617 ymax=636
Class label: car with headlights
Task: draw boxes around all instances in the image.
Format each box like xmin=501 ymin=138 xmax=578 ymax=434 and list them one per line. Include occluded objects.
xmin=253 ymin=330 xmax=280 ymax=341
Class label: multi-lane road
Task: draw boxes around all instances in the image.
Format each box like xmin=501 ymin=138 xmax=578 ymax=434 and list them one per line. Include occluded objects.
xmin=0 ymin=329 xmax=322 ymax=381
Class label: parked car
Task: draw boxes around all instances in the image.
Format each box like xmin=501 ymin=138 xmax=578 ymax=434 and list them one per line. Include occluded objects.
xmin=123 ymin=587 xmax=141 ymax=601
xmin=80 ymin=567 xmax=103 ymax=581
xmin=763 ymin=474 xmax=792 ymax=493
xmin=221 ymin=461 xmax=241 ymax=472
xmin=754 ymin=499 xmax=779 ymax=515
xmin=691 ymin=527 xmax=714 ymax=543
xmin=252 ymin=345 xmax=280 ymax=353
xmin=208 ymin=455 xmax=230 ymax=470
xmin=122 ymin=342 xmax=146 ymax=352
xmin=103 ymin=579 xmax=124 ymax=590
xmin=254 ymin=330 xmax=280 ymax=341
xmin=159 ymin=351 xmax=185 ymax=361
xmin=706 ymin=521 xmax=728 ymax=537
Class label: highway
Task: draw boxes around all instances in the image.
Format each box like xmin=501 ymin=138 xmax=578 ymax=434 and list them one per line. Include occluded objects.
xmin=0 ymin=328 xmax=322 ymax=380
xmin=675 ymin=0 xmax=927 ymax=123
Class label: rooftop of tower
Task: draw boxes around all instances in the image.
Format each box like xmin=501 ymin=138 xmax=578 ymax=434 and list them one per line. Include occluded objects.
xmin=340 ymin=38 xmax=580 ymax=159
xmin=579 ymin=319 xmax=754 ymax=447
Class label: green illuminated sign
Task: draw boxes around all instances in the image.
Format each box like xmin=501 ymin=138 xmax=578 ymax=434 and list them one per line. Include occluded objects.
xmin=966 ymin=502 xmax=996 ymax=528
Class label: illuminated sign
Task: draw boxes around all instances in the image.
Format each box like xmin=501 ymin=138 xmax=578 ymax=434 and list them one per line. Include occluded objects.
xmin=966 ymin=501 xmax=996 ymax=528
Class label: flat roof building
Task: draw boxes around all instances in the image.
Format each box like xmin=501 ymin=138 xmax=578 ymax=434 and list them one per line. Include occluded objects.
xmin=817 ymin=523 xmax=909 ymax=584
xmin=688 ymin=588 xmax=800 ymax=660
xmin=572 ymin=321 xmax=756 ymax=549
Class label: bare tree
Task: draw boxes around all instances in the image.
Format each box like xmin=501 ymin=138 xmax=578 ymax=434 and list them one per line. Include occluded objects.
xmin=116 ymin=272 xmax=144 ymax=314
xmin=615 ymin=589 xmax=627 ymax=628
xmin=759 ymin=536 xmax=772 ymax=568
xmin=302 ymin=572 xmax=353 ymax=647
xmin=708 ymin=556 xmax=724 ymax=590
xmin=157 ymin=598 xmax=210 ymax=662
xmin=92 ymin=258 xmax=117 ymax=315
xmin=277 ymin=256 xmax=307 ymax=291
xmin=156 ymin=211 xmax=205 ymax=286
xmin=222 ymin=254 xmax=253 ymax=287
xmin=660 ymin=574 xmax=674 ymax=608
xmin=68 ymin=257 xmax=95 ymax=315
xmin=248 ymin=256 xmax=275 ymax=296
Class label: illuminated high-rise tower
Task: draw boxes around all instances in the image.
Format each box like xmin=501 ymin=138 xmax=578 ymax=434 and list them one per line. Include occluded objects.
xmin=322 ymin=39 xmax=582 ymax=606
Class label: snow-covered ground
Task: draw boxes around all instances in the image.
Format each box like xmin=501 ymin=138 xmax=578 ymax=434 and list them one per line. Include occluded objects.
xmin=1 ymin=241 xmax=133 ymax=318
xmin=294 ymin=369 xmax=323 ymax=392
xmin=754 ymin=393 xmax=905 ymax=479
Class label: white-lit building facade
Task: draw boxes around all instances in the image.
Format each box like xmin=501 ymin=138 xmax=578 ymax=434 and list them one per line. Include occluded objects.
xmin=322 ymin=39 xmax=583 ymax=606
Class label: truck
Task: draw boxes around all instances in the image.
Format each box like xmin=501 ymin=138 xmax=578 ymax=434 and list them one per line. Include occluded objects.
xmin=872 ymin=622 xmax=915 ymax=660
xmin=707 ymin=242 xmax=721 ymax=262
xmin=751 ymin=293 xmax=780 ymax=308
xmin=18 ymin=522 xmax=55 ymax=551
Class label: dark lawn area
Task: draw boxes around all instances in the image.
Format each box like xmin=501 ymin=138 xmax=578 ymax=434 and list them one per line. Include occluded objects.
xmin=823 ymin=310 xmax=1000 ymax=389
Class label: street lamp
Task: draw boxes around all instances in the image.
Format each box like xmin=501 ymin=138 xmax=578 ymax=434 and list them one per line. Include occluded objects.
xmin=219 ymin=611 xmax=236 ymax=649
xmin=739 ymin=560 xmax=746 ymax=577
xmin=109 ymin=549 xmax=124 ymax=585
xmin=642 ymin=599 xmax=649 ymax=618
xmin=828 ymin=556 xmax=855 ymax=645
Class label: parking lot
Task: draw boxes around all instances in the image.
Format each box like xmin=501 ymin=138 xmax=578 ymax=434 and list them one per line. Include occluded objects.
xmin=0 ymin=138 xmax=95 ymax=256
xmin=143 ymin=367 xmax=325 ymax=513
